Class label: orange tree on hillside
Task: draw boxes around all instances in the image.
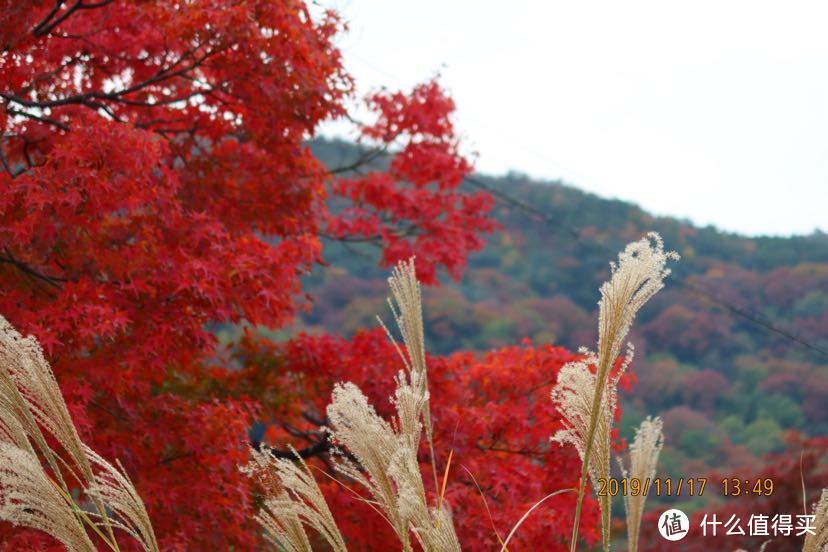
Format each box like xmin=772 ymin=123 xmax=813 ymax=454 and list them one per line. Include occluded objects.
xmin=0 ymin=2 xmax=602 ymax=549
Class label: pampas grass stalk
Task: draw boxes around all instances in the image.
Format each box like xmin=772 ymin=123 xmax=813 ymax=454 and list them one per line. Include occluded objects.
xmin=551 ymin=352 xmax=625 ymax=552
xmin=552 ymin=233 xmax=677 ymax=552
xmin=618 ymin=416 xmax=664 ymax=552
xmin=328 ymin=256 xmax=461 ymax=551
xmin=250 ymin=257 xmax=461 ymax=552
xmin=0 ymin=441 xmax=97 ymax=552
xmin=0 ymin=315 xmax=158 ymax=551
xmin=379 ymin=258 xmax=440 ymax=498
xmin=245 ymin=446 xmax=348 ymax=552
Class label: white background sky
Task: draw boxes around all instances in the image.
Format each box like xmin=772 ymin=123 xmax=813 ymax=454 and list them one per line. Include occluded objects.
xmin=316 ymin=0 xmax=828 ymax=237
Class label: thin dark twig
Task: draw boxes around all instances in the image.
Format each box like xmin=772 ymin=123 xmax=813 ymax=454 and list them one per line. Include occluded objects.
xmin=328 ymin=145 xmax=390 ymax=175
xmin=33 ymin=0 xmax=115 ymax=38
xmin=32 ymin=1 xmax=67 ymax=36
xmin=7 ymin=109 xmax=70 ymax=131
xmin=253 ymin=436 xmax=333 ymax=460
xmin=0 ymin=248 xmax=67 ymax=289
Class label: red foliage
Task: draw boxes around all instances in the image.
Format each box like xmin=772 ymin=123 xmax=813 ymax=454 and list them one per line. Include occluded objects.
xmin=236 ymin=330 xmax=606 ymax=550
xmin=326 ymin=80 xmax=498 ymax=283
xmin=681 ymin=369 xmax=730 ymax=414
xmin=0 ymin=1 xmax=496 ymax=549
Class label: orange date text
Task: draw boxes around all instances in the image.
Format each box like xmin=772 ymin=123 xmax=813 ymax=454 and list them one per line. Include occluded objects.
xmin=596 ymin=477 xmax=708 ymax=497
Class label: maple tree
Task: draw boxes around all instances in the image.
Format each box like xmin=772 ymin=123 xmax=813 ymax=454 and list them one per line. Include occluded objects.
xmin=0 ymin=1 xmax=609 ymax=550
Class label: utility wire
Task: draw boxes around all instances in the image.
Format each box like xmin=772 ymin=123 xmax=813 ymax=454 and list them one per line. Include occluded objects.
xmin=322 ymin=136 xmax=828 ymax=360
xmin=463 ymin=174 xmax=828 ymax=361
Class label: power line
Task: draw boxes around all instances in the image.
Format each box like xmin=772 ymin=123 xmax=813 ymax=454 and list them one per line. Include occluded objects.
xmin=463 ymin=174 xmax=828 ymax=361
xmin=320 ymin=119 xmax=828 ymax=360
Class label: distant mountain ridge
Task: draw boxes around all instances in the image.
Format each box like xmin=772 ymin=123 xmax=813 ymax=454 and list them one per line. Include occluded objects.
xmin=302 ymin=138 xmax=828 ymax=478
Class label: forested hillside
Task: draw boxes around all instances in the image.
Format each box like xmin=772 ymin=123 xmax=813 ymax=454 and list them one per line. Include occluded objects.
xmin=297 ymin=138 xmax=828 ymax=480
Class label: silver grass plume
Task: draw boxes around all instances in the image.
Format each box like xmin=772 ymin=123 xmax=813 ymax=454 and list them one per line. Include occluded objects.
xmin=0 ymin=382 xmax=35 ymax=454
xmin=259 ymin=501 xmax=311 ymax=552
xmin=597 ymin=233 xmax=677 ymax=391
xmin=0 ymin=315 xmax=101 ymax=503
xmin=803 ymin=488 xmax=828 ymax=552
xmin=245 ymin=447 xmax=347 ymax=552
xmin=552 ymin=232 xmax=678 ymax=552
xmin=248 ymin=258 xmax=459 ymax=552
xmin=327 ymin=382 xmax=407 ymax=543
xmin=551 ymin=350 xmax=626 ymax=552
xmin=84 ymin=445 xmax=159 ymax=552
xmin=327 ymin=381 xmax=462 ymax=552
xmin=386 ymin=441 xmax=461 ymax=552
xmin=0 ymin=316 xmax=74 ymax=487
xmin=618 ymin=416 xmax=664 ymax=552
xmin=0 ymin=442 xmax=96 ymax=552
xmin=0 ymin=314 xmax=158 ymax=551
xmin=379 ymin=257 xmax=439 ymax=491
xmin=0 ymin=315 xmax=86 ymax=469
xmin=326 ymin=258 xmax=461 ymax=552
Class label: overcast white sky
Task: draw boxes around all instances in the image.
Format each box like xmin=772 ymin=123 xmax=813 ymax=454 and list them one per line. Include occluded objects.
xmin=316 ymin=0 xmax=828 ymax=237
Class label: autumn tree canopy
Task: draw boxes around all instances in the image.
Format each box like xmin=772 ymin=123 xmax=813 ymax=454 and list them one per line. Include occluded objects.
xmin=0 ymin=1 xmax=604 ymax=550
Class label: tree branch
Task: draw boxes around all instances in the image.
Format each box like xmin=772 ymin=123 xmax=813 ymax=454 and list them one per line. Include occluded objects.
xmin=0 ymin=248 xmax=67 ymax=289
xmin=475 ymin=441 xmax=545 ymax=457
xmin=252 ymin=436 xmax=333 ymax=460
xmin=33 ymin=0 xmax=115 ymax=38
xmin=7 ymin=108 xmax=70 ymax=131
xmin=32 ymin=1 xmax=67 ymax=36
xmin=328 ymin=145 xmax=389 ymax=175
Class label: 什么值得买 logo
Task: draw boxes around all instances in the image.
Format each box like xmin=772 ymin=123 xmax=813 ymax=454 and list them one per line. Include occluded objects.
xmin=658 ymin=509 xmax=689 ymax=541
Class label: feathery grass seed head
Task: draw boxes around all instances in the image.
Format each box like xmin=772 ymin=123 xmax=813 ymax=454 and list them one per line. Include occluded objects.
xmin=597 ymin=232 xmax=678 ymax=383
xmin=246 ymin=447 xmax=348 ymax=552
xmin=551 ymin=357 xmax=615 ymax=539
xmin=803 ymin=488 xmax=828 ymax=552
xmin=619 ymin=416 xmax=664 ymax=552
xmin=554 ymin=233 xmax=676 ymax=552
xmin=0 ymin=314 xmax=159 ymax=551
xmin=84 ymin=446 xmax=159 ymax=552
xmin=0 ymin=442 xmax=96 ymax=552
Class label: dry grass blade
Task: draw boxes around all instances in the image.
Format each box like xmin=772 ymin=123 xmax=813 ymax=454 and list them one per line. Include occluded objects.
xmin=500 ymin=488 xmax=575 ymax=551
xmin=460 ymin=464 xmax=506 ymax=549
xmin=437 ymin=448 xmax=453 ymax=522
